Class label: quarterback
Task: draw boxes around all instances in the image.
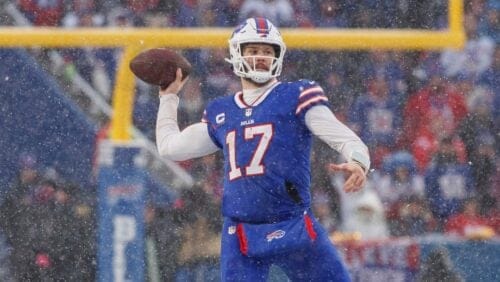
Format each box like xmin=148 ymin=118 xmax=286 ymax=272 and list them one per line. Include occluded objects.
xmin=156 ymin=17 xmax=370 ymax=281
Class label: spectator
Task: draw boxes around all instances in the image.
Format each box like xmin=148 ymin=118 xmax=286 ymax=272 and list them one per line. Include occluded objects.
xmin=451 ymin=74 xmax=475 ymax=102
xmin=0 ymin=153 xmax=41 ymax=248
xmin=126 ymin=0 xmax=160 ymax=18
xmin=342 ymin=188 xmax=389 ymax=241
xmin=52 ymin=181 xmax=96 ymax=281
xmin=440 ymin=12 xmax=495 ymax=79
xmin=175 ymin=0 xmax=229 ymax=27
xmin=477 ymin=2 xmax=499 ymax=43
xmin=395 ymin=0 xmax=447 ymax=28
xmin=312 ymin=191 xmax=337 ymax=234
xmin=466 ymin=0 xmax=488 ymax=18
xmin=487 ymin=158 xmax=500 ymax=234
xmin=377 ymin=151 xmax=424 ymax=209
xmin=144 ymin=205 xmax=160 ymax=282
xmin=176 ymin=0 xmax=198 ymax=27
xmin=107 ymin=7 xmax=135 ymax=27
xmin=144 ymin=203 xmax=182 ymax=282
xmin=0 ymin=227 xmax=14 ymax=282
xmin=1 ymin=156 xmax=94 ymax=281
xmin=3 ymin=179 xmax=54 ymax=280
xmin=60 ymin=7 xmax=117 ymax=100
xmin=398 ymin=195 xmax=436 ymax=236
xmin=239 ymin=0 xmax=295 ymax=27
xmin=201 ymin=48 xmax=236 ymax=101
xmin=174 ymin=186 xmax=221 ymax=281
xmin=62 ymin=0 xmax=98 ymax=28
xmin=348 ymin=76 xmax=403 ymax=168
xmin=178 ymin=75 xmax=205 ymax=126
xmin=310 ymin=143 xmax=341 ymax=233
xmin=402 ymin=72 xmax=468 ymax=172
xmin=417 ymin=248 xmax=464 ymax=282
xmin=359 ymin=51 xmax=405 ymax=91
xmin=322 ymin=69 xmax=355 ymax=115
xmin=458 ymin=86 xmax=497 ymax=212
xmin=18 ymin=0 xmax=65 ymax=26
xmin=220 ymin=0 xmax=244 ymax=27
xmin=291 ymin=1 xmax=313 ymax=27
xmin=375 ymin=151 xmax=426 ymax=235
xmin=204 ymin=1 xmax=233 ymax=27
xmin=478 ymin=46 xmax=499 ymax=116
xmin=332 ymin=172 xmax=389 ymax=241
xmin=424 ymin=137 xmax=475 ymax=229
xmin=9 ymin=153 xmax=41 ymax=194
xmin=392 ymin=50 xmax=420 ymax=96
xmin=142 ymin=9 xmax=175 ymax=28
xmin=188 ymin=154 xmax=224 ymax=200
xmin=345 ymin=0 xmax=421 ymax=28
xmin=445 ymin=197 xmax=496 ymax=238
xmin=310 ymin=0 xmax=348 ymax=27
xmin=133 ymin=86 xmax=159 ymax=140
xmin=344 ymin=1 xmax=372 ymax=28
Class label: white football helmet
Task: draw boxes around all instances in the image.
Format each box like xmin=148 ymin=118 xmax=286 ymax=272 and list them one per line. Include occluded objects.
xmin=225 ymin=18 xmax=286 ymax=84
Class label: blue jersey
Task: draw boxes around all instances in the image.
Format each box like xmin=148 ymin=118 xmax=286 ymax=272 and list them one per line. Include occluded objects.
xmin=202 ymin=80 xmax=329 ymax=223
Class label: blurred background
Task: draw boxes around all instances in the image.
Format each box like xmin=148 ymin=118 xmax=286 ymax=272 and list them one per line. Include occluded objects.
xmin=0 ymin=0 xmax=498 ymax=281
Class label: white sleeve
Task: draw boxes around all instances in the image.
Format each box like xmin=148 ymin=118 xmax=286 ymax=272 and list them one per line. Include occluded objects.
xmin=305 ymin=105 xmax=371 ymax=173
xmin=156 ymin=94 xmax=219 ymax=161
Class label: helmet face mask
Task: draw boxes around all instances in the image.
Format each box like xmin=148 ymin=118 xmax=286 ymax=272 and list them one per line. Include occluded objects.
xmin=226 ymin=18 xmax=286 ymax=84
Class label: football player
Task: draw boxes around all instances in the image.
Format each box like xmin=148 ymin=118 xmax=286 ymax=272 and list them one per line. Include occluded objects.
xmin=156 ymin=17 xmax=370 ymax=281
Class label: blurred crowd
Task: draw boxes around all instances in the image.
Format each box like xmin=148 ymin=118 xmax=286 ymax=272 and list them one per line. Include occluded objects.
xmin=0 ymin=154 xmax=95 ymax=281
xmin=0 ymin=0 xmax=499 ymax=281
xmin=15 ymin=0 xmax=456 ymax=29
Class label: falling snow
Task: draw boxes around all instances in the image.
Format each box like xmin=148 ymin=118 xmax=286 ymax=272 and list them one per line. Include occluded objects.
xmin=0 ymin=1 xmax=498 ymax=282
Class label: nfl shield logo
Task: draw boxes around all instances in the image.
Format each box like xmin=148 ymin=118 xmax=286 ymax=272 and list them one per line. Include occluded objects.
xmin=245 ymin=108 xmax=252 ymax=117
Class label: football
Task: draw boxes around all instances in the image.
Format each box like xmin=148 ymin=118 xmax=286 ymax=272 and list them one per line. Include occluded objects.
xmin=129 ymin=48 xmax=192 ymax=89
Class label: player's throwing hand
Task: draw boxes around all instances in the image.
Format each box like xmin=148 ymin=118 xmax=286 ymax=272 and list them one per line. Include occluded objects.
xmin=329 ymin=163 xmax=366 ymax=193
xmin=159 ymin=68 xmax=188 ymax=96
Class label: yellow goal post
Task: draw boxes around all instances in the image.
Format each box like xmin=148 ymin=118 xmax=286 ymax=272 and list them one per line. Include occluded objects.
xmin=0 ymin=0 xmax=465 ymax=141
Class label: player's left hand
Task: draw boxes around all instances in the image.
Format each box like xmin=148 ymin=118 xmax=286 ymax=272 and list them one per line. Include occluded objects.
xmin=328 ymin=163 xmax=366 ymax=193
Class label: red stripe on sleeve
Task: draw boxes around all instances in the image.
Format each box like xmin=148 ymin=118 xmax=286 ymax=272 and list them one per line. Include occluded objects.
xmin=295 ymin=96 xmax=328 ymax=115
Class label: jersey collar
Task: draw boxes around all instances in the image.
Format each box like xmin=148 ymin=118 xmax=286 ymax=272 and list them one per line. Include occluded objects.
xmin=234 ymin=82 xmax=281 ymax=109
